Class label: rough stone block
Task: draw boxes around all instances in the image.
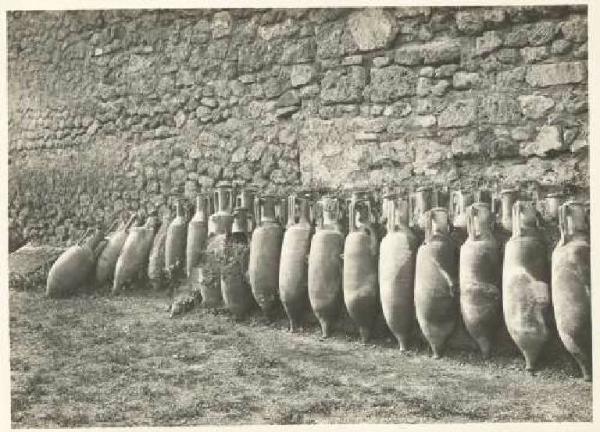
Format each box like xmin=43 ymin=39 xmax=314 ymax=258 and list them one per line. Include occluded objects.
xmin=275 ymin=106 xmax=299 ymax=118
xmin=394 ymin=45 xmax=423 ymax=65
xmin=414 ymin=99 xmax=433 ymax=114
xmin=551 ymin=39 xmax=572 ymax=54
xmin=315 ymin=20 xmax=344 ymax=59
xmin=128 ymin=54 xmax=154 ymax=73
xmin=527 ymin=21 xmax=558 ymax=46
xmin=479 ymin=94 xmax=521 ymax=124
xmin=496 ymin=66 xmax=527 ymax=87
xmin=525 ymin=62 xmax=586 ymax=87
xmin=201 ymin=97 xmax=218 ymax=108
xmin=419 ymin=66 xmax=435 ymax=77
xmin=176 ymin=69 xmax=195 ymax=87
xmin=229 ymin=146 xmax=247 ymax=163
xmin=504 ymin=27 xmax=529 ymax=47
xmin=350 ymin=117 xmax=387 ymax=133
xmin=416 ymin=77 xmax=431 ymax=97
xmin=335 ymin=104 xmax=359 ymax=116
xmin=412 ymin=138 xmax=451 ymax=174
xmin=571 ymin=137 xmax=588 ymax=153
xmin=195 ymin=106 xmax=212 ymax=123
xmin=483 ymin=8 xmax=506 ymax=24
xmin=435 ymin=64 xmax=458 ymax=78
xmin=563 ymin=91 xmax=587 ymax=114
xmin=375 ymin=140 xmax=413 ymax=170
xmin=264 ymin=77 xmax=288 ymax=99
xmin=431 ymin=80 xmax=450 ymax=96
xmin=369 ymin=65 xmax=416 ymax=102
xmin=278 ymin=127 xmax=297 ymax=145
xmin=238 ymin=73 xmax=256 ymax=84
xmin=373 ymin=56 xmax=391 ymax=68
xmin=341 ymin=55 xmax=363 ymax=66
xmin=574 ymin=43 xmax=587 ymax=59
xmin=394 ymin=7 xmax=432 ymax=19
xmin=451 ymin=130 xmax=479 ymax=156
xmin=520 ymin=125 xmax=564 ymax=156
xmin=563 ymin=127 xmax=579 ymax=146
xmin=421 ymin=39 xmax=462 ymax=65
xmin=510 ymin=125 xmax=535 ymax=141
xmin=299 ymin=83 xmax=320 ymax=98
xmin=370 ymin=104 xmax=384 ymax=116
xmin=383 ymin=101 xmax=412 ymax=117
xmin=320 ymin=58 xmax=341 ymax=70
xmin=406 ymin=114 xmax=436 ymax=129
xmin=355 ymin=132 xmax=378 ymax=141
xmin=438 ymin=98 xmax=477 ymax=128
xmin=276 ymin=90 xmax=301 ymax=108
xmin=398 ymin=19 xmax=419 ymax=36
xmin=297 ymin=118 xmax=360 ymax=187
xmin=184 ymin=180 xmax=198 ymax=198
xmin=280 ymin=38 xmax=315 ymax=64
xmin=212 ymin=11 xmax=232 ymax=39
xmin=347 ymin=8 xmax=397 ymax=51
xmin=258 ymin=19 xmax=298 ymax=41
xmin=476 ymin=31 xmax=503 ymax=55
xmin=455 ymin=10 xmax=484 ymax=35
xmin=453 ymin=72 xmax=479 ymax=89
xmin=385 ymin=119 xmax=405 ymax=134
xmin=237 ymin=45 xmax=263 ymax=73
xmin=489 ymin=137 xmax=520 ymax=159
xmin=520 ymin=46 xmax=549 ymax=64
xmin=518 ymin=95 xmax=555 ymax=119
xmin=561 ymin=15 xmax=587 ymax=42
xmin=247 ymin=140 xmax=267 ymax=162
xmin=174 ymin=111 xmax=186 ymax=128
xmin=320 ymin=66 xmax=366 ymax=104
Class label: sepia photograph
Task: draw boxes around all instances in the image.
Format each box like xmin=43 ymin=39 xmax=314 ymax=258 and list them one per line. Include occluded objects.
xmin=3 ymin=0 xmax=595 ymax=429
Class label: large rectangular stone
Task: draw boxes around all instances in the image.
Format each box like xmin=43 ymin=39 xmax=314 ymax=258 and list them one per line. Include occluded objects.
xmin=298 ymin=118 xmax=360 ymax=187
xmin=525 ymin=62 xmax=586 ymax=87
xmin=411 ymin=138 xmax=452 ymax=175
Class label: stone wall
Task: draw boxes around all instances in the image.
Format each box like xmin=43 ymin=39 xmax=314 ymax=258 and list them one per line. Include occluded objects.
xmin=8 ymin=6 xmax=589 ymax=244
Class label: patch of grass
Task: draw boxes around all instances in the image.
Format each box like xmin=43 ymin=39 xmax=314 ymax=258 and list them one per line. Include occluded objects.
xmin=39 ymin=409 xmax=92 ymax=428
xmin=9 ymin=288 xmax=593 ymax=428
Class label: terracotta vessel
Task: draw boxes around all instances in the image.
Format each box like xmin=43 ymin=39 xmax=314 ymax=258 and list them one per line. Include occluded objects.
xmin=279 ymin=193 xmax=313 ymax=332
xmin=503 ymin=200 xmax=551 ymax=372
xmin=459 ymin=202 xmax=502 ymax=358
xmin=308 ymin=196 xmax=344 ymax=338
xmin=414 ymin=207 xmax=459 ymax=358
xmin=379 ymin=193 xmax=417 ymax=350
xmin=552 ymin=200 xmax=591 ymax=380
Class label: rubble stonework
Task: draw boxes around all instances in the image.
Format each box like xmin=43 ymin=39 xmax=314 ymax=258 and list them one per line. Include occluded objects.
xmin=7 ymin=6 xmax=589 ymax=245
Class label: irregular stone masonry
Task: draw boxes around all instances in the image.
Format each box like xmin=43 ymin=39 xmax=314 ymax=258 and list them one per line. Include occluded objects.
xmin=7 ymin=6 xmax=588 ymax=245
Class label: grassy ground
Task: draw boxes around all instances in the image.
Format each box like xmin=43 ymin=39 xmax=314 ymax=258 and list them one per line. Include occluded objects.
xmin=9 ymin=284 xmax=592 ymax=427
